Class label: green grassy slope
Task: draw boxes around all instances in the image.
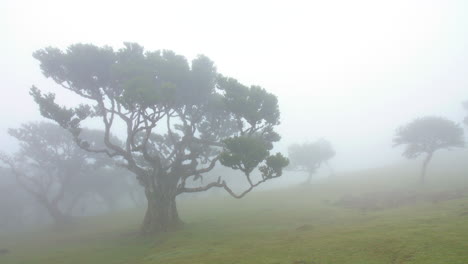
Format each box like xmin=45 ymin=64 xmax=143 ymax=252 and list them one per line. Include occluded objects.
xmin=1 ymin=159 xmax=468 ymax=264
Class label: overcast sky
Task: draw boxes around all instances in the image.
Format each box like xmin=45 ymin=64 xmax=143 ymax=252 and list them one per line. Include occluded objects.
xmin=1 ymin=0 xmax=468 ymax=171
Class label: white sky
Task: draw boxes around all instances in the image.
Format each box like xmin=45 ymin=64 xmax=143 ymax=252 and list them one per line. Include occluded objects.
xmin=1 ymin=0 xmax=468 ymax=170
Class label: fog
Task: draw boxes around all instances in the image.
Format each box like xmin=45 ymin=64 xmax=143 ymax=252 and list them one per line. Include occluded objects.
xmin=1 ymin=0 xmax=467 ymax=171
xmin=1 ymin=1 xmax=468 ymax=261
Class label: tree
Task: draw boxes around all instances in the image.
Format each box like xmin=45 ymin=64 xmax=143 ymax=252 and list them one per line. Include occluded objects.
xmin=0 ymin=169 xmax=30 ymax=230
xmin=463 ymin=101 xmax=468 ymax=126
xmin=288 ymin=139 xmax=335 ymax=184
xmin=0 ymin=122 xmax=110 ymax=225
xmin=30 ymin=43 xmax=289 ymax=235
xmin=87 ymin=166 xmax=144 ymax=211
xmin=393 ymin=116 xmax=464 ymax=185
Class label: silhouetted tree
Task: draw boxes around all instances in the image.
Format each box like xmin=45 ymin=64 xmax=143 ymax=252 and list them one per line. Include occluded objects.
xmin=0 ymin=122 xmax=110 ymax=225
xmin=288 ymin=139 xmax=335 ymax=184
xmin=394 ymin=116 xmax=464 ymax=185
xmin=463 ymin=101 xmax=468 ymax=126
xmin=87 ymin=167 xmax=143 ymax=211
xmin=0 ymin=169 xmax=30 ymax=230
xmin=30 ymin=43 xmax=289 ymax=235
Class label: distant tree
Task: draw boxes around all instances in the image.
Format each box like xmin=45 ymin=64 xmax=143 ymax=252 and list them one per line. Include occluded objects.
xmin=394 ymin=116 xmax=464 ymax=185
xmin=86 ymin=167 xmax=143 ymax=211
xmin=0 ymin=169 xmax=29 ymax=230
xmin=288 ymin=139 xmax=335 ymax=184
xmin=463 ymin=101 xmax=468 ymax=126
xmin=29 ymin=43 xmax=289 ymax=235
xmin=0 ymin=122 xmax=110 ymax=225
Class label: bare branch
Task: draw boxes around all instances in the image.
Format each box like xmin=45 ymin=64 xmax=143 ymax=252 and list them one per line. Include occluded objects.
xmin=177 ymin=172 xmax=281 ymax=199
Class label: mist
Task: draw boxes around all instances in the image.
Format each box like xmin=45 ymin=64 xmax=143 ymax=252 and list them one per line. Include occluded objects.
xmin=1 ymin=0 xmax=467 ymax=170
xmin=1 ymin=0 xmax=468 ymax=263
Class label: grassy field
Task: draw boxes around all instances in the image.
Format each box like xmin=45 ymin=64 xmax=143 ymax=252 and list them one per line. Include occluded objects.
xmin=1 ymin=161 xmax=468 ymax=264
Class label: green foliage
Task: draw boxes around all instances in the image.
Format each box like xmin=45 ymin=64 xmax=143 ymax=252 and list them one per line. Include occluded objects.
xmin=394 ymin=116 xmax=465 ymax=158
xmin=219 ymin=136 xmax=270 ymax=174
xmin=259 ymin=153 xmax=289 ymax=178
xmin=29 ymin=87 xmax=74 ymax=127
xmin=33 ymin=44 xmax=115 ymax=94
xmin=288 ymin=139 xmax=335 ymax=174
xmin=463 ymin=100 xmax=468 ymax=126
xmin=112 ymin=46 xmax=218 ymax=108
xmin=218 ymin=76 xmax=280 ymax=128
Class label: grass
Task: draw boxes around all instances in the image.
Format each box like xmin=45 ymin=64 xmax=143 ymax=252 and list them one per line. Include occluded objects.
xmin=1 ymin=161 xmax=468 ymax=264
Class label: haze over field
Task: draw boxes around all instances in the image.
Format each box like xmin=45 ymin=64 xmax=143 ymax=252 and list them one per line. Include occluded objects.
xmin=2 ymin=0 xmax=468 ymax=171
xmin=1 ymin=1 xmax=468 ymax=263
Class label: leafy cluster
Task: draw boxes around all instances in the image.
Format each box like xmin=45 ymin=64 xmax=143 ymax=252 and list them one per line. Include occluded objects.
xmin=288 ymin=139 xmax=335 ymax=174
xmin=463 ymin=101 xmax=468 ymax=126
xmin=220 ymin=136 xmax=288 ymax=178
xmin=393 ymin=116 xmax=464 ymax=158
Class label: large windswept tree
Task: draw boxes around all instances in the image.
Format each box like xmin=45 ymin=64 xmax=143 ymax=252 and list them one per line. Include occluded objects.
xmin=394 ymin=116 xmax=464 ymax=185
xmin=0 ymin=122 xmax=111 ymax=225
xmin=288 ymin=139 xmax=335 ymax=184
xmin=30 ymin=43 xmax=289 ymax=235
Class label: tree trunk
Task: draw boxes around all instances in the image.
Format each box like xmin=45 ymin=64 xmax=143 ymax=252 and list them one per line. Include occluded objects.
xmin=306 ymin=171 xmax=313 ymax=185
xmin=140 ymin=181 xmax=182 ymax=235
xmin=100 ymin=194 xmax=118 ymax=212
xmin=420 ymin=152 xmax=433 ymax=185
xmin=325 ymin=161 xmax=335 ymax=177
xmin=42 ymin=200 xmax=70 ymax=226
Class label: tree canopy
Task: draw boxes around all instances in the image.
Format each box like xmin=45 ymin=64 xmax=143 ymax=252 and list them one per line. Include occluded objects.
xmin=394 ymin=116 xmax=464 ymax=184
xmin=288 ymin=139 xmax=335 ymax=183
xmin=394 ymin=116 xmax=464 ymax=158
xmin=30 ymin=42 xmax=289 ymax=234
xmin=0 ymin=122 xmax=112 ymax=225
xmin=463 ymin=100 xmax=468 ymax=126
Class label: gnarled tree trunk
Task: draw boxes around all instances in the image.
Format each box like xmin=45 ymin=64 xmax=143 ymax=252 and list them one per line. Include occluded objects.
xmin=40 ymin=198 xmax=71 ymax=226
xmin=140 ymin=175 xmax=182 ymax=235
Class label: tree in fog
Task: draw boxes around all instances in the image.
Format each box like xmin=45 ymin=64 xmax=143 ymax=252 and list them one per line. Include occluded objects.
xmin=30 ymin=43 xmax=289 ymax=235
xmin=88 ymin=167 xmax=144 ymax=211
xmin=463 ymin=101 xmax=468 ymax=126
xmin=288 ymin=139 xmax=335 ymax=184
xmin=394 ymin=116 xmax=464 ymax=185
xmin=0 ymin=169 xmax=30 ymax=230
xmin=0 ymin=122 xmax=111 ymax=225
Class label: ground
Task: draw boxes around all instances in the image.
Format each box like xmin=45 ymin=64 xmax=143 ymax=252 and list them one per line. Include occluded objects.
xmin=1 ymin=161 xmax=468 ymax=264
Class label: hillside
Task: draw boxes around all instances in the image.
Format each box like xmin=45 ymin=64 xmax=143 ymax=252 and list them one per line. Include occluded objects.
xmin=1 ymin=157 xmax=468 ymax=264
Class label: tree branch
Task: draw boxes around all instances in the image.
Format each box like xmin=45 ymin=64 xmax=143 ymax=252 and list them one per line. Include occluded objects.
xmin=177 ymin=172 xmax=280 ymax=199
